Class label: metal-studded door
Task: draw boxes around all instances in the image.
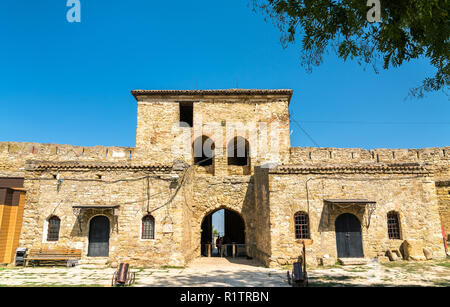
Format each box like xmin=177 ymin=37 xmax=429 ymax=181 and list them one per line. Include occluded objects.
xmin=335 ymin=213 xmax=364 ymax=258
xmin=88 ymin=216 xmax=110 ymax=257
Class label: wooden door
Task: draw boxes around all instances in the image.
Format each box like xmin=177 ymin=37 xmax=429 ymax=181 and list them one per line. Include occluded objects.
xmin=88 ymin=216 xmax=110 ymax=257
xmin=335 ymin=213 xmax=364 ymax=258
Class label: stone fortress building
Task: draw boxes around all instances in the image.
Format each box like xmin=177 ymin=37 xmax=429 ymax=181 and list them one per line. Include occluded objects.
xmin=0 ymin=89 xmax=449 ymax=267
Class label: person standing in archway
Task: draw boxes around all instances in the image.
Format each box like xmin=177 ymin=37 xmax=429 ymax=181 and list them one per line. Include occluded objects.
xmin=216 ymin=236 xmax=223 ymax=257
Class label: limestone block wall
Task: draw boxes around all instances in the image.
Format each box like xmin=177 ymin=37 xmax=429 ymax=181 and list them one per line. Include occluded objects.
xmin=436 ymin=182 xmax=450 ymax=236
xmin=0 ymin=142 xmax=135 ymax=177
xmin=289 ymin=147 xmax=450 ymax=171
xmin=19 ymin=166 xmax=190 ymax=267
xmin=187 ymin=174 xmax=255 ymax=260
xmin=134 ymin=94 xmax=292 ymax=168
xmin=252 ymin=167 xmax=272 ymax=266
xmin=289 ymin=146 xmax=450 ymax=251
xmin=262 ymin=167 xmax=446 ymax=267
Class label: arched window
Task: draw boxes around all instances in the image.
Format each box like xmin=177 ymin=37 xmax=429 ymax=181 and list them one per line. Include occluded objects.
xmin=192 ymin=136 xmax=215 ymax=166
xmin=47 ymin=216 xmax=61 ymax=242
xmin=227 ymin=136 xmax=249 ymax=166
xmin=387 ymin=211 xmax=401 ymax=239
xmin=142 ymin=215 xmax=155 ymax=239
xmin=294 ymin=212 xmax=310 ymax=240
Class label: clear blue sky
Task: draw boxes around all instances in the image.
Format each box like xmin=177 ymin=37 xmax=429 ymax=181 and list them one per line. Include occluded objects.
xmin=1 ymin=1 xmax=448 ymax=149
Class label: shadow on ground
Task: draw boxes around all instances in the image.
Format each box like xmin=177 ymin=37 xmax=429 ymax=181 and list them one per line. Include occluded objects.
xmin=136 ymin=269 xmax=287 ymax=287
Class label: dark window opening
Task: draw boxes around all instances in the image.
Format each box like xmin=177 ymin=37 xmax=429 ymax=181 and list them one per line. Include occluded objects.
xmin=387 ymin=212 xmax=401 ymax=239
xmin=294 ymin=212 xmax=310 ymax=240
xmin=179 ymin=102 xmax=193 ymax=127
xmin=142 ymin=215 xmax=155 ymax=239
xmin=47 ymin=216 xmax=61 ymax=242
xmin=227 ymin=137 xmax=249 ymax=166
xmin=193 ymin=136 xmax=214 ymax=166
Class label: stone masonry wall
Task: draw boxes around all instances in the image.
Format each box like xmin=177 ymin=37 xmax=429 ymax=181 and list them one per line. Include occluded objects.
xmin=0 ymin=142 xmax=134 ymax=177
xmin=436 ymin=183 xmax=450 ymax=237
xmin=289 ymin=146 xmax=450 ymax=253
xmin=134 ymin=95 xmax=291 ymax=169
xmin=19 ymin=166 xmax=189 ymax=267
xmin=264 ymin=169 xmax=446 ymax=267
xmin=188 ymin=173 xmax=255 ymax=261
xmin=252 ymin=167 xmax=273 ymax=266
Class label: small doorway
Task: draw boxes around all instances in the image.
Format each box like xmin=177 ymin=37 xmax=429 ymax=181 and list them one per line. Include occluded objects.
xmin=88 ymin=216 xmax=110 ymax=257
xmin=201 ymin=209 xmax=245 ymax=257
xmin=335 ymin=213 xmax=364 ymax=258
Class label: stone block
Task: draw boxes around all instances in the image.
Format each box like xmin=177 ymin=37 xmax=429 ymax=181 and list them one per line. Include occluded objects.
xmin=401 ymin=240 xmax=426 ymax=261
xmin=377 ymin=256 xmax=390 ymax=264
xmin=320 ymin=256 xmax=336 ymax=267
xmin=423 ymin=248 xmax=433 ymax=260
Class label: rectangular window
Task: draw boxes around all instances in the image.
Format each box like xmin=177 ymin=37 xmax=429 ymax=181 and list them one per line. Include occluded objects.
xmin=179 ymin=102 xmax=193 ymax=127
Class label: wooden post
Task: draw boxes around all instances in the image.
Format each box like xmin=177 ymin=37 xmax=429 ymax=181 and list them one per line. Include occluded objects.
xmin=302 ymin=241 xmax=306 ymax=273
xmin=232 ymin=244 xmax=236 ymax=258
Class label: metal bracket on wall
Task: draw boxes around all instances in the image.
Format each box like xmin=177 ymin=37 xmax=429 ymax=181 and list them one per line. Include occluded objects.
xmin=365 ymin=203 xmax=377 ymax=228
xmin=72 ymin=207 xmax=82 ymax=233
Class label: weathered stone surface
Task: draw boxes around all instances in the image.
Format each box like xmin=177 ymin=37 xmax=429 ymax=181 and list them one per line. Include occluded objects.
xmin=423 ymin=247 xmax=433 ymax=260
xmin=320 ymin=256 xmax=336 ymax=267
xmin=0 ymin=89 xmax=447 ymax=268
xmin=402 ymin=240 xmax=427 ymax=261
xmin=386 ymin=250 xmax=399 ymax=261
xmin=377 ymin=256 xmax=390 ymax=264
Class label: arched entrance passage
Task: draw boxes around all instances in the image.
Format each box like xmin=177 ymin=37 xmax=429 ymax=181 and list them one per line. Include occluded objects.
xmin=335 ymin=213 xmax=364 ymax=258
xmin=200 ymin=209 xmax=245 ymax=257
xmin=88 ymin=216 xmax=110 ymax=257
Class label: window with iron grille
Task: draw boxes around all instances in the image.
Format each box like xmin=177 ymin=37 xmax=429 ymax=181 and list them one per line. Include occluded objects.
xmin=142 ymin=215 xmax=155 ymax=239
xmin=294 ymin=212 xmax=310 ymax=240
xmin=47 ymin=216 xmax=61 ymax=241
xmin=387 ymin=212 xmax=401 ymax=239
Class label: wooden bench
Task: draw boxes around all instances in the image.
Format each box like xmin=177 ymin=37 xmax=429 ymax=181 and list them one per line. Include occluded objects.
xmin=25 ymin=248 xmax=82 ymax=267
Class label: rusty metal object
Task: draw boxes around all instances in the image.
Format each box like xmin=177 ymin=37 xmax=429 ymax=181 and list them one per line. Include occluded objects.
xmin=112 ymin=263 xmax=136 ymax=287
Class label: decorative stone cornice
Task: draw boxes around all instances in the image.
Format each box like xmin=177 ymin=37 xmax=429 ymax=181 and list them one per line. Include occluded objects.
xmin=131 ymin=89 xmax=293 ymax=102
xmin=269 ymin=163 xmax=431 ymax=175
xmin=25 ymin=161 xmax=173 ymax=172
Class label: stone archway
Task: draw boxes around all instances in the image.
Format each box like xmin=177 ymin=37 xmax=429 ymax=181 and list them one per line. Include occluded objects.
xmin=200 ymin=208 xmax=246 ymax=257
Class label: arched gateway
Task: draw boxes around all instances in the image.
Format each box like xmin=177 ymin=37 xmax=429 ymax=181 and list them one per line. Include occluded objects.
xmin=200 ymin=209 xmax=246 ymax=257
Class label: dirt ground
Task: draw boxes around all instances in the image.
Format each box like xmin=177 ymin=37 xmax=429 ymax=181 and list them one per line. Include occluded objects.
xmin=0 ymin=257 xmax=449 ymax=287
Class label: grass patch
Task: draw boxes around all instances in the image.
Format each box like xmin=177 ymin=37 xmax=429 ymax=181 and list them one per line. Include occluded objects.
xmin=160 ymin=265 xmax=185 ymax=269
xmin=344 ymin=267 xmax=368 ymax=273
xmin=320 ymin=275 xmax=354 ymax=281
xmin=435 ymin=261 xmax=450 ymax=268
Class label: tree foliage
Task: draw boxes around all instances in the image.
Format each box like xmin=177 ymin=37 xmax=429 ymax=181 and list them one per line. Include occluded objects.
xmin=254 ymin=0 xmax=449 ymax=98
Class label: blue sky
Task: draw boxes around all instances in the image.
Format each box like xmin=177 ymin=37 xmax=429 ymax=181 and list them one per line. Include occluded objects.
xmin=0 ymin=1 xmax=448 ymax=149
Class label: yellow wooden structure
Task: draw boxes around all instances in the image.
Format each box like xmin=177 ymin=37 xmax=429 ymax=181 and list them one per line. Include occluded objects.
xmin=0 ymin=181 xmax=26 ymax=264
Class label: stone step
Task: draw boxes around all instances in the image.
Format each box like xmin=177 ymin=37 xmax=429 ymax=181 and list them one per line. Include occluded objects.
xmin=79 ymin=257 xmax=109 ymax=266
xmin=338 ymin=258 xmax=370 ymax=266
